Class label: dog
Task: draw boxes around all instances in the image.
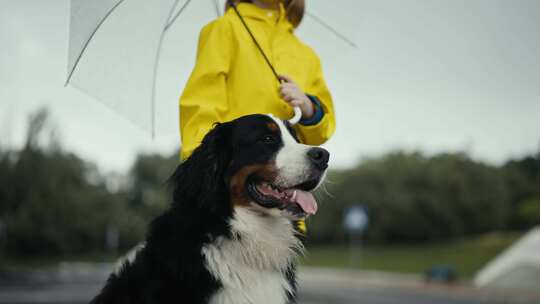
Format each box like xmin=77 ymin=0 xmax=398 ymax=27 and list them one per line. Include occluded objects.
xmin=90 ymin=114 xmax=329 ymax=304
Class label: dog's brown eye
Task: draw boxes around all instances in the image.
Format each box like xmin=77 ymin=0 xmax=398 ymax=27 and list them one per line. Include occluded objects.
xmin=261 ymin=135 xmax=276 ymax=144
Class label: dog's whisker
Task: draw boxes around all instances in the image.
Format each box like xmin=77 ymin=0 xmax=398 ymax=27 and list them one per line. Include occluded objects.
xmin=321 ymin=183 xmax=334 ymax=198
xmin=322 ymin=176 xmax=337 ymax=185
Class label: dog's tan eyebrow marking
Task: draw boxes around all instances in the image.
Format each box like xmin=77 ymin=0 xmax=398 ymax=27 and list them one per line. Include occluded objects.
xmin=266 ymin=121 xmax=279 ymax=133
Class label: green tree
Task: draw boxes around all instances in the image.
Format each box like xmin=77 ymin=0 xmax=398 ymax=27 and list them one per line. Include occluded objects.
xmin=309 ymin=151 xmax=509 ymax=244
xmin=0 ymin=108 xmax=144 ymax=257
xmin=503 ymin=151 xmax=540 ymax=229
xmin=127 ymin=152 xmax=179 ymax=220
xmin=517 ymin=197 xmax=540 ymax=226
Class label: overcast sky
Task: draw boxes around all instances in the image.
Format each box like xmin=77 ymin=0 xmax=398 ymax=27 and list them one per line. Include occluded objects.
xmin=1 ymin=0 xmax=540 ymax=174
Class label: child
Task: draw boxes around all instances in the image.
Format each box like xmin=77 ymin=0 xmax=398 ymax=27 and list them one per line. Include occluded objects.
xmin=179 ymin=0 xmax=335 ymax=160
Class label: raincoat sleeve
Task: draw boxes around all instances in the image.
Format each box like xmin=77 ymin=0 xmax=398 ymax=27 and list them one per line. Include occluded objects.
xmin=295 ymin=51 xmax=336 ymax=146
xmin=179 ymin=20 xmax=232 ymax=160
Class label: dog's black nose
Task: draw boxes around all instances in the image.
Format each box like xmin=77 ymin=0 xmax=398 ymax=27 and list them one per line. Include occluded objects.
xmin=307 ymin=147 xmax=329 ymax=171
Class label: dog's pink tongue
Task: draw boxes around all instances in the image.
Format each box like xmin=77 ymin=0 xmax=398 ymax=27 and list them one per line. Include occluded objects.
xmin=293 ymin=190 xmax=318 ymax=215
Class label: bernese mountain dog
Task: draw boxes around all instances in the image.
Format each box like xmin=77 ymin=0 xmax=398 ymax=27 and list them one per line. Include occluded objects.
xmin=90 ymin=114 xmax=329 ymax=304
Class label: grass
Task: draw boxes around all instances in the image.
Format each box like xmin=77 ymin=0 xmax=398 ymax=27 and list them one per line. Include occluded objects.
xmin=301 ymin=232 xmax=522 ymax=278
xmin=0 ymin=252 xmax=119 ymax=272
xmin=1 ymin=232 xmax=521 ymax=279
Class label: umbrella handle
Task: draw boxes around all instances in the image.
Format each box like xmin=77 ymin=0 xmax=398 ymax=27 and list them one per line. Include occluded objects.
xmin=288 ymin=106 xmax=302 ymax=125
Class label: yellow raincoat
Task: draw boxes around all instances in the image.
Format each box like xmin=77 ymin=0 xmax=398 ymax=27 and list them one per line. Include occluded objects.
xmin=179 ymin=2 xmax=336 ymax=159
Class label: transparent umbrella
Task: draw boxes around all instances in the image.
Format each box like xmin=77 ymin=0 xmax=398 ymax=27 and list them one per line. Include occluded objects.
xmin=65 ymin=0 xmax=358 ymax=137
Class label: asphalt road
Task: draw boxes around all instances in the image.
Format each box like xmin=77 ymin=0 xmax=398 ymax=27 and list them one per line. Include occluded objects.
xmin=299 ymin=281 xmax=536 ymax=304
xmin=0 ymin=264 xmax=538 ymax=304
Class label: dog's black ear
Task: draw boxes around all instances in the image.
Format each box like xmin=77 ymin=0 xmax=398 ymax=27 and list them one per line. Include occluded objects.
xmin=195 ymin=121 xmax=234 ymax=172
xmin=168 ymin=121 xmax=235 ymax=212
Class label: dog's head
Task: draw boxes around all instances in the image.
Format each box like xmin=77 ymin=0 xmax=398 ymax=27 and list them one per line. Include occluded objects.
xmin=173 ymin=114 xmax=329 ymax=220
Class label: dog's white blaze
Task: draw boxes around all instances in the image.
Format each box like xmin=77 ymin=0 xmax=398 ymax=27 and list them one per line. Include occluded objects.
xmin=203 ymin=208 xmax=301 ymax=304
xmin=269 ymin=115 xmax=313 ymax=188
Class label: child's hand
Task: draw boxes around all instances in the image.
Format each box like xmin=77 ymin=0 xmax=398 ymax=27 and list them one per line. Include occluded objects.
xmin=278 ymin=75 xmax=314 ymax=119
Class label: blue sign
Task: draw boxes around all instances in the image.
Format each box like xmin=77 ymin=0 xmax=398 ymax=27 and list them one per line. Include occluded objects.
xmin=343 ymin=205 xmax=369 ymax=233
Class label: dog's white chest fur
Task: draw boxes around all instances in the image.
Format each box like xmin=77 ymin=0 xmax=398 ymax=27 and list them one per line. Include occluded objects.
xmin=203 ymin=208 xmax=300 ymax=304
xmin=207 ymin=268 xmax=286 ymax=304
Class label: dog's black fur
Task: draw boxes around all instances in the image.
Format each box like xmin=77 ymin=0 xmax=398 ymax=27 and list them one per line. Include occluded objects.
xmin=90 ymin=115 xmax=301 ymax=304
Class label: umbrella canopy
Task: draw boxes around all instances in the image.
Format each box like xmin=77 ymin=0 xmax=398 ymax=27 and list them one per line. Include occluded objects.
xmin=66 ymin=0 xmax=357 ymax=137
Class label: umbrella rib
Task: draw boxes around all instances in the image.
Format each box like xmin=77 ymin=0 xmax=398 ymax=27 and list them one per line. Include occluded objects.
xmin=150 ymin=0 xmax=182 ymax=138
xmin=164 ymin=0 xmax=193 ymax=32
xmin=212 ymin=0 xmax=221 ymax=17
xmin=65 ymin=0 xmax=126 ymax=86
xmin=306 ymin=11 xmax=358 ymax=49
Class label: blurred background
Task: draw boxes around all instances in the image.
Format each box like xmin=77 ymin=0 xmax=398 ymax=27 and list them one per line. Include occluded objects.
xmin=1 ymin=0 xmax=540 ymax=303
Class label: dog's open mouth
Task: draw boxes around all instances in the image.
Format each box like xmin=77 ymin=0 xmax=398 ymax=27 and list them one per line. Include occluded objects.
xmin=246 ymin=176 xmax=319 ymax=217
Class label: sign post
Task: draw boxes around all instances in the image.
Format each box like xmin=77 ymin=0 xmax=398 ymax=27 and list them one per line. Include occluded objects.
xmin=343 ymin=205 xmax=369 ymax=267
